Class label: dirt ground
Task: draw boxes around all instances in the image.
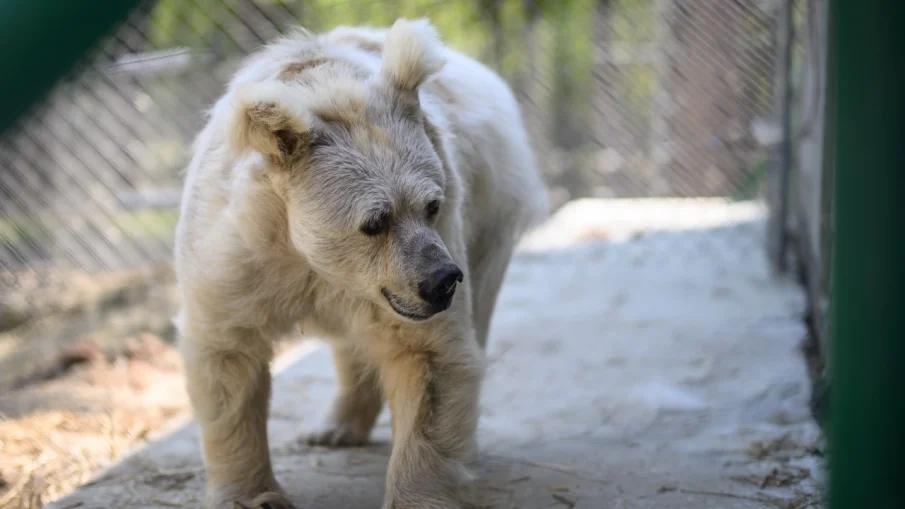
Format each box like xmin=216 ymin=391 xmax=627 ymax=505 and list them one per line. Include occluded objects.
xmin=0 ymin=333 xmax=187 ymax=509
xmin=0 ymin=328 xmax=301 ymax=509
xmin=0 ymin=265 xmax=303 ymax=509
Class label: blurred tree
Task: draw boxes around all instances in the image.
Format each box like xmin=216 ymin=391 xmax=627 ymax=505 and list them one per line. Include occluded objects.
xmin=517 ymin=0 xmax=549 ymax=183
xmin=665 ymin=0 xmax=770 ymax=196
xmin=590 ymin=0 xmax=620 ymax=149
xmin=476 ymin=0 xmax=506 ymax=70
xmin=544 ymin=0 xmax=595 ymax=199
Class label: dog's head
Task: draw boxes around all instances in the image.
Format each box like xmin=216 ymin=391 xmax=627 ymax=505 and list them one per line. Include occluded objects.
xmin=226 ymin=19 xmax=461 ymax=322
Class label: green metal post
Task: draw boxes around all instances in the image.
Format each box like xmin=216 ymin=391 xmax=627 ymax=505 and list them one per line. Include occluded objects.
xmin=829 ymin=0 xmax=905 ymax=508
xmin=0 ymin=0 xmax=145 ymax=136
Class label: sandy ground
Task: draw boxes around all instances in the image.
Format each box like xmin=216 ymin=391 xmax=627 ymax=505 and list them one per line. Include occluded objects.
xmin=7 ymin=199 xmax=824 ymax=509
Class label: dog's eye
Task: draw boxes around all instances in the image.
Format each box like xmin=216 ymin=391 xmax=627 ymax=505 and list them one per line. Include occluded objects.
xmin=360 ymin=211 xmax=390 ymax=236
xmin=426 ymin=200 xmax=441 ymax=219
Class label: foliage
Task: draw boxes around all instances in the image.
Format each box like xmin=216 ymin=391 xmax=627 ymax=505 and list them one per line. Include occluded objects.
xmin=135 ymin=0 xmax=773 ymax=199
xmin=143 ymin=0 xmax=654 ymax=147
xmin=731 ymin=155 xmax=770 ymax=202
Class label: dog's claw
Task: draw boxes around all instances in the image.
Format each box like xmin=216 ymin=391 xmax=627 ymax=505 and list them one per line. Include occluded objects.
xmin=306 ymin=422 xmax=369 ymax=448
xmin=230 ymin=492 xmax=295 ymax=509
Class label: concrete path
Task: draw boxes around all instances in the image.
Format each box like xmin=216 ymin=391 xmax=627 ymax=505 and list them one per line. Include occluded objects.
xmin=48 ymin=199 xmax=824 ymax=509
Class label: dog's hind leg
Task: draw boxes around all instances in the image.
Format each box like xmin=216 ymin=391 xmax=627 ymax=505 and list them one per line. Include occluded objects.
xmin=307 ymin=344 xmax=384 ymax=447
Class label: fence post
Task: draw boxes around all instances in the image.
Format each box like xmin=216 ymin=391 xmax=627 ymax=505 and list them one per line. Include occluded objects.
xmin=829 ymin=0 xmax=905 ymax=508
xmin=767 ymin=0 xmax=795 ymax=272
xmin=811 ymin=0 xmax=834 ymax=427
xmin=647 ymin=0 xmax=673 ymax=197
xmin=0 ymin=0 xmax=145 ymax=136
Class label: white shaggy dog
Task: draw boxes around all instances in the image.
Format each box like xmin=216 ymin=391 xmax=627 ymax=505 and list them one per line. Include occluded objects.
xmin=173 ymin=17 xmax=547 ymax=509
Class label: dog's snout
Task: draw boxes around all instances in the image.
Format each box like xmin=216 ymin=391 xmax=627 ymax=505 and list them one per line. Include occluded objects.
xmin=418 ymin=265 xmax=464 ymax=310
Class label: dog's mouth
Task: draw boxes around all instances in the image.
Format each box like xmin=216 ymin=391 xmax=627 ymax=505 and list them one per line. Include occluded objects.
xmin=381 ymin=288 xmax=433 ymax=322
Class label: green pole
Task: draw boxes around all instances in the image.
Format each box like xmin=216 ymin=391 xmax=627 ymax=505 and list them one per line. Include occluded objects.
xmin=829 ymin=0 xmax=905 ymax=508
xmin=0 ymin=0 xmax=145 ymax=136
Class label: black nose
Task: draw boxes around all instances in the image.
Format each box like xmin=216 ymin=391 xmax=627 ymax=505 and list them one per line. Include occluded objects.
xmin=419 ymin=265 xmax=464 ymax=310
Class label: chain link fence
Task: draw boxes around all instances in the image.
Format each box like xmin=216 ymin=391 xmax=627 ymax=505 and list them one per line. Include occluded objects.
xmin=0 ymin=0 xmax=818 ymax=392
xmin=0 ymin=0 xmax=796 ymax=272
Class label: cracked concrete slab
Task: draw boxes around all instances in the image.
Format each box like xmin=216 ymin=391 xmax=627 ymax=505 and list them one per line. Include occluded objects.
xmin=47 ymin=199 xmax=824 ymax=509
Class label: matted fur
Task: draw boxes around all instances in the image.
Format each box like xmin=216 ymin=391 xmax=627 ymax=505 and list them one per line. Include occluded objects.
xmin=174 ymin=17 xmax=547 ymax=509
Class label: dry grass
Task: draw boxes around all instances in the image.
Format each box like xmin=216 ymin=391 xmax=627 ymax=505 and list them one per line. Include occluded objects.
xmin=0 ymin=328 xmax=302 ymax=509
xmin=0 ymin=334 xmax=190 ymax=509
xmin=0 ymin=265 xmax=189 ymax=508
xmin=0 ymin=409 xmax=163 ymax=509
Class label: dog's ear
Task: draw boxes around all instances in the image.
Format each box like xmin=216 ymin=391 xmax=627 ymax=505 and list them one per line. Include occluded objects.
xmin=380 ymin=18 xmax=446 ymax=94
xmin=227 ymin=82 xmax=313 ymax=166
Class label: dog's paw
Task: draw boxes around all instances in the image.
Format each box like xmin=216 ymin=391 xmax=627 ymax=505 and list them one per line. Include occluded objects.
xmin=381 ymin=496 xmax=461 ymax=509
xmin=206 ymin=490 xmax=295 ymax=509
xmin=306 ymin=420 xmax=370 ymax=447
xmin=228 ymin=491 xmax=296 ymax=509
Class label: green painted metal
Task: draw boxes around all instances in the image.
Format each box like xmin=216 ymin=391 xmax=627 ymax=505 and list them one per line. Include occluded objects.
xmin=0 ymin=0 xmax=145 ymax=136
xmin=829 ymin=0 xmax=905 ymax=508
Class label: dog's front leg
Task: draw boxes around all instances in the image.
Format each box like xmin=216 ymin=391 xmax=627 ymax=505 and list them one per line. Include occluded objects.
xmin=373 ymin=320 xmax=485 ymax=509
xmin=181 ymin=324 xmax=293 ymax=509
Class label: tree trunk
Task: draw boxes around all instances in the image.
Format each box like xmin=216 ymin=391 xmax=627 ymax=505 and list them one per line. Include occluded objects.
xmin=517 ymin=1 xmax=556 ymax=202
xmin=666 ymin=0 xmax=771 ymax=196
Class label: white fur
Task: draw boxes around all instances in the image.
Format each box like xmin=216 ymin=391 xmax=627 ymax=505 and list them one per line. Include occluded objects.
xmin=381 ymin=18 xmax=447 ymax=91
xmin=174 ymin=17 xmax=548 ymax=509
xmin=227 ymin=81 xmax=313 ymax=157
